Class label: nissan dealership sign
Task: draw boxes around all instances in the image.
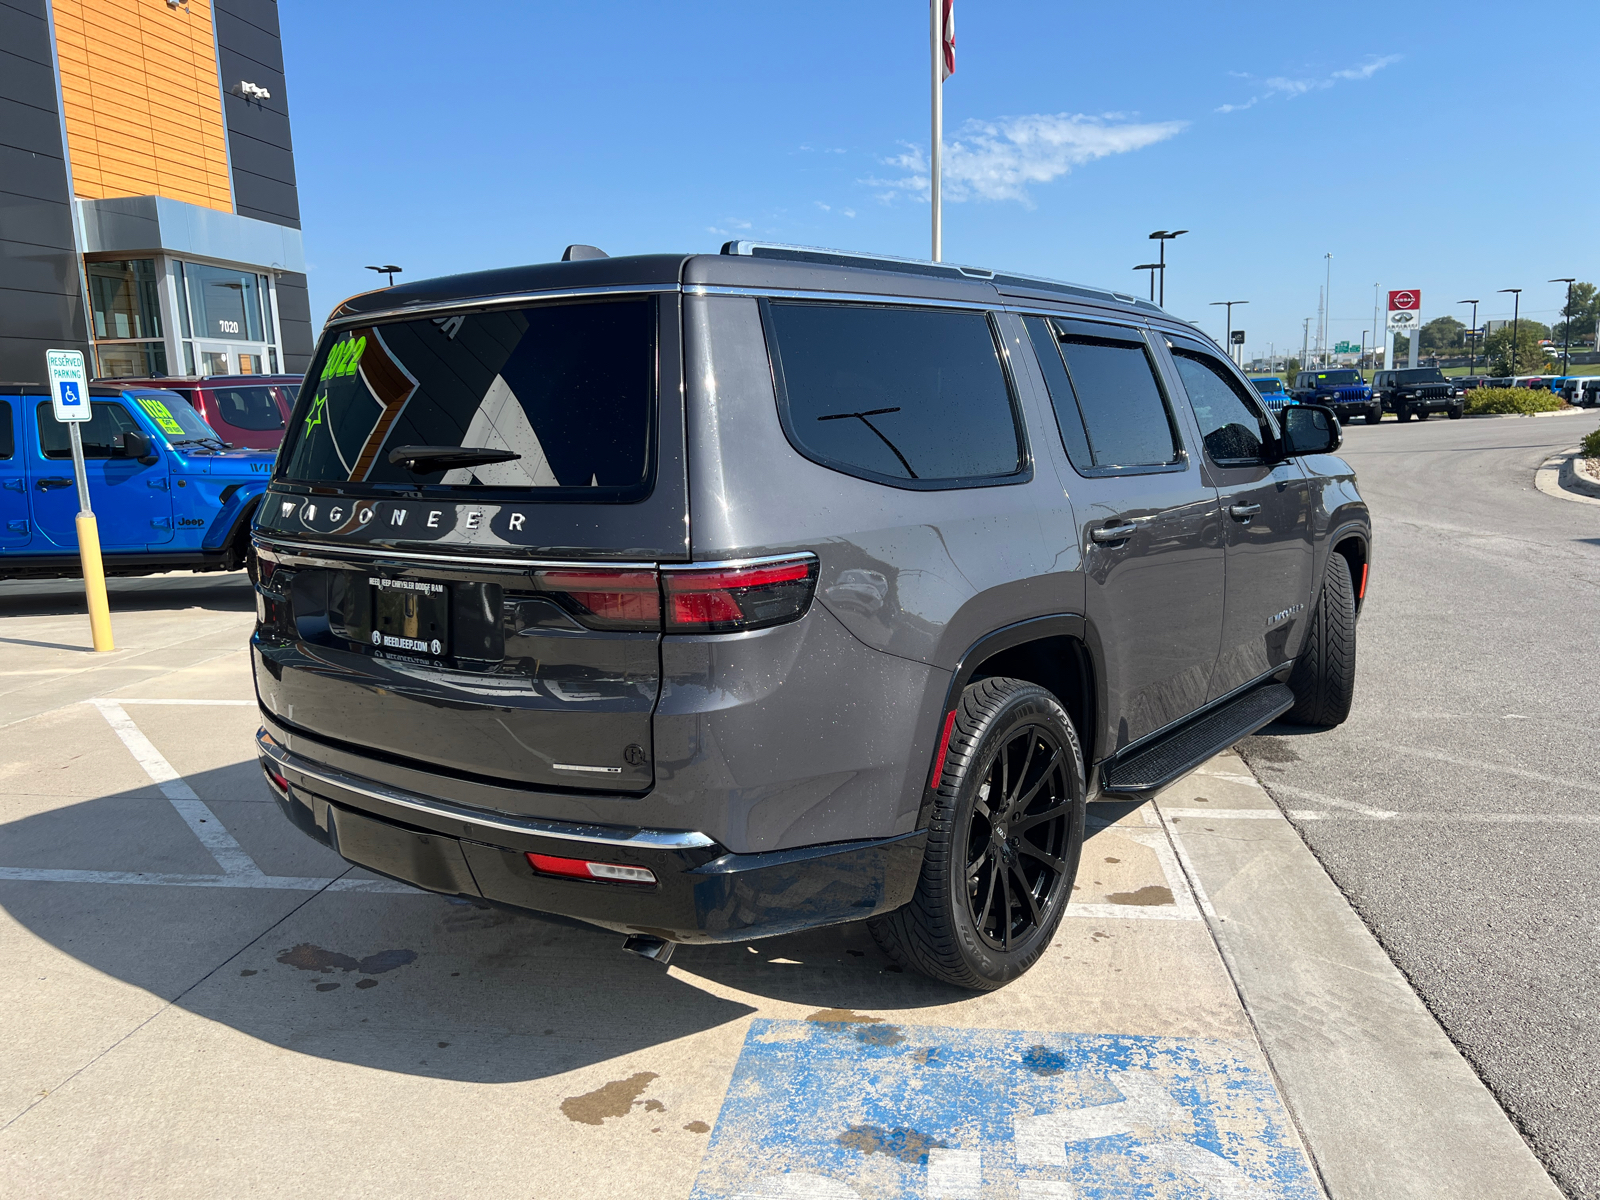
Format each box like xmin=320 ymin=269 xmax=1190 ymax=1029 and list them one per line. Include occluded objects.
xmin=1388 ymin=288 xmax=1421 ymax=330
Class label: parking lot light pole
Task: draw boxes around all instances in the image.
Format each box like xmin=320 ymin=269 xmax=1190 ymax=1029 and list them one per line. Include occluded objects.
xmin=1210 ymin=300 xmax=1247 ymax=362
xmin=1134 ymin=263 xmax=1162 ymax=302
xmin=1458 ymin=300 xmax=1479 ymax=374
xmin=1498 ymin=288 xmax=1522 ymax=376
xmin=1148 ymin=230 xmax=1187 ymax=307
xmin=1550 ymin=278 xmax=1576 ymax=377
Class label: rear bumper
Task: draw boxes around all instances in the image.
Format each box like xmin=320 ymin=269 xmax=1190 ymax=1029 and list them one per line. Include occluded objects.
xmin=257 ymin=727 xmax=926 ymax=943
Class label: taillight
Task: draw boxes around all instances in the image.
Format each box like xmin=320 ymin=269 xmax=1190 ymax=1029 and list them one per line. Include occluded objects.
xmin=532 ymin=568 xmax=660 ymax=631
xmin=526 ymin=852 xmax=657 ymax=885
xmin=663 ymin=556 xmax=818 ymax=633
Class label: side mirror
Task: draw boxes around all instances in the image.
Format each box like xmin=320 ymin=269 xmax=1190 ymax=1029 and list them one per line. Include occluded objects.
xmin=113 ymin=430 xmax=158 ymax=465
xmin=1281 ymin=404 xmax=1341 ymax=457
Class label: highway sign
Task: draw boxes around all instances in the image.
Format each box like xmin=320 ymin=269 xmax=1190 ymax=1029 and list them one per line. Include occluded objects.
xmin=46 ymin=349 xmax=90 ymax=422
xmin=1388 ymin=289 xmax=1420 ymax=313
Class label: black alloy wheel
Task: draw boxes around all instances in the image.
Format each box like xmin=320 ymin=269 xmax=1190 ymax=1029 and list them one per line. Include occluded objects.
xmin=962 ymin=721 xmax=1074 ymax=952
xmin=869 ymin=677 xmax=1086 ymax=991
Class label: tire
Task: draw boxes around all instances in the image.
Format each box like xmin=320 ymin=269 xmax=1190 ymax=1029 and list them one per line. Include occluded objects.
xmin=1416 ymin=408 xmax=1430 ymax=421
xmin=1286 ymin=554 xmax=1357 ymax=727
xmin=1397 ymin=406 xmax=1413 ymax=422
xmin=869 ymin=677 xmax=1086 ymax=991
xmin=1364 ymin=409 xmax=1382 ymax=424
xmin=1448 ymin=405 xmax=1464 ymax=420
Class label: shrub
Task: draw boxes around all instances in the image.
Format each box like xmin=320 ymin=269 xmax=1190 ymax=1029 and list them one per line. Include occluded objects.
xmin=1582 ymin=427 xmax=1600 ymax=458
xmin=1462 ymin=388 xmax=1566 ymax=415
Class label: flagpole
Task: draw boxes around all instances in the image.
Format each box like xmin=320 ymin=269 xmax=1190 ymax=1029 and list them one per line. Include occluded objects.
xmin=930 ymin=0 xmax=942 ymax=262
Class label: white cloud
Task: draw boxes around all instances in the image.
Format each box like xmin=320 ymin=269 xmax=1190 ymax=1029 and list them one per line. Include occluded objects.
xmin=814 ymin=201 xmax=830 ymax=212
xmin=864 ymin=112 xmax=1185 ymax=207
xmin=706 ymin=218 xmax=753 ymax=238
xmin=1219 ymin=54 xmax=1400 ymax=113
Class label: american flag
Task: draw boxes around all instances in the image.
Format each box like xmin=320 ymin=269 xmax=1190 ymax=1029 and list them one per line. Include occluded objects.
xmin=938 ymin=0 xmax=955 ymax=79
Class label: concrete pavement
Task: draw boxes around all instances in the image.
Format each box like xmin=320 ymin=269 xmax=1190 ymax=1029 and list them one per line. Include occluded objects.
xmin=1243 ymin=409 xmax=1600 ymax=1200
xmin=0 ymin=571 xmax=1566 ymax=1198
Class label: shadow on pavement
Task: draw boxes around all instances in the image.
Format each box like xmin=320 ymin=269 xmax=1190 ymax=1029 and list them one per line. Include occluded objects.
xmin=0 ymin=572 xmax=253 ymax=618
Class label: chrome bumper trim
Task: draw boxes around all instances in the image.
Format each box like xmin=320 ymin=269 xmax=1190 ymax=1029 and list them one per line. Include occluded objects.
xmin=256 ymin=728 xmax=716 ymax=850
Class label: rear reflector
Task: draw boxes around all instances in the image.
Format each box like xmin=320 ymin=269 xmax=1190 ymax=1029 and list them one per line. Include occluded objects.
xmin=262 ymin=764 xmax=290 ymax=793
xmin=526 ymin=852 xmax=657 ymax=885
xmin=1358 ymin=561 xmax=1369 ymax=600
xmin=532 ymin=568 xmax=660 ymax=631
xmin=664 ymin=556 xmax=818 ymax=633
xmin=929 ymin=709 xmax=958 ymax=787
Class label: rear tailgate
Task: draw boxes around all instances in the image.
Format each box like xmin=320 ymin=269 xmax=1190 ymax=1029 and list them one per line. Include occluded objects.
xmin=252 ymin=290 xmax=686 ymax=793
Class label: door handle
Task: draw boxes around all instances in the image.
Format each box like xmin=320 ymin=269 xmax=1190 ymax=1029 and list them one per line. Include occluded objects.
xmin=1090 ymin=522 xmax=1138 ymax=544
xmin=36 ymin=477 xmax=74 ymax=491
xmin=1229 ymin=503 xmax=1262 ymax=521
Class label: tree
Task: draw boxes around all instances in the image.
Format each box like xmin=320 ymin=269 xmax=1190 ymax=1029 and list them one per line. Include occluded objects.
xmin=1419 ymin=316 xmax=1465 ymax=354
xmin=1391 ymin=333 xmax=1409 ymax=362
xmin=1552 ymin=281 xmax=1598 ymax=346
xmin=1484 ymin=324 xmax=1550 ymax=375
xmin=1283 ymin=357 xmax=1300 ymax=381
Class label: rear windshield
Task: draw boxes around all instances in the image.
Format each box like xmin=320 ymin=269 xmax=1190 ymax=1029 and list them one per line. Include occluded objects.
xmin=210 ymin=384 xmax=288 ymax=431
xmin=1395 ymin=368 xmax=1447 ymax=383
xmin=277 ymin=298 xmax=656 ymax=497
xmin=1310 ymin=370 xmax=1361 ymax=385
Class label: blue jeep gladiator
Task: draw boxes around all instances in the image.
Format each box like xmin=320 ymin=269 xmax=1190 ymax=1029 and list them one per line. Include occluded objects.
xmin=1291 ymin=369 xmax=1382 ymax=424
xmin=0 ymin=384 xmax=275 ymax=579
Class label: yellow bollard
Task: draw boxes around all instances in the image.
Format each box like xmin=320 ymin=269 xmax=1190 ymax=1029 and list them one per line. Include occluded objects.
xmin=75 ymin=511 xmax=115 ymax=652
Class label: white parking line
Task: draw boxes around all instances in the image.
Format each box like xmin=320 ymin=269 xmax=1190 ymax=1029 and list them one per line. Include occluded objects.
xmin=88 ymin=698 xmax=263 ymax=878
xmin=114 ymin=698 xmax=256 ymax=706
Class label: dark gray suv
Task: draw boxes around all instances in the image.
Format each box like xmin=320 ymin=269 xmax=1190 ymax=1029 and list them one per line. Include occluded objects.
xmin=252 ymin=243 xmax=1369 ymax=990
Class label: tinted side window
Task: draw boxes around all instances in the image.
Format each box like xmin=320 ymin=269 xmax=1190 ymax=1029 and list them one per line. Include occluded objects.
xmin=764 ymin=302 xmax=1024 ymax=487
xmin=210 ymin=385 xmax=287 ymax=431
xmin=1026 ymin=318 xmax=1181 ymax=470
xmin=0 ymin=401 xmax=12 ymax=459
xmin=1171 ymin=349 xmax=1275 ymax=465
xmin=1024 ymin=317 xmax=1092 ymax=469
xmin=36 ymin=401 xmax=142 ymax=459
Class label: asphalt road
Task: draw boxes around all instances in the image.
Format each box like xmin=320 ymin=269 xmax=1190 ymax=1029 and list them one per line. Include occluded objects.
xmin=1241 ymin=410 xmax=1600 ymax=1200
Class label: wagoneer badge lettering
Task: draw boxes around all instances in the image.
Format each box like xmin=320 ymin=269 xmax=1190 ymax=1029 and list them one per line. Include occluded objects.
xmin=1266 ymin=603 xmax=1305 ymax=628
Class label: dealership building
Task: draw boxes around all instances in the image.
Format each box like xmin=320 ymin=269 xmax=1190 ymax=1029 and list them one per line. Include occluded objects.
xmin=2 ymin=0 xmax=313 ymax=384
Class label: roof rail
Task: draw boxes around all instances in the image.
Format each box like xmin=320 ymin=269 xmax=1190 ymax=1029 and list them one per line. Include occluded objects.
xmin=720 ymin=240 xmax=1163 ymax=314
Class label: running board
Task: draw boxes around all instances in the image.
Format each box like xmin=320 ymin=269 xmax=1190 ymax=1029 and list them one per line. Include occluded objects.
xmin=1100 ymin=683 xmax=1294 ymax=796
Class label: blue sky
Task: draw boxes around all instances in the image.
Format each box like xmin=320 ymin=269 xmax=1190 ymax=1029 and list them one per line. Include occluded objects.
xmin=281 ymin=1 xmax=1598 ymax=358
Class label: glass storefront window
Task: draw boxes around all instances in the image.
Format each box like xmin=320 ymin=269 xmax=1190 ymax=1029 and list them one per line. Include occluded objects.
xmin=88 ymin=259 xmax=162 ymax=341
xmin=185 ymin=262 xmax=265 ymax=343
xmin=96 ymin=341 xmax=169 ymax=379
xmin=199 ymin=349 xmax=230 ymax=374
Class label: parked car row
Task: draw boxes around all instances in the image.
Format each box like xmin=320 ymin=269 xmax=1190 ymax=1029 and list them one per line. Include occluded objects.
xmin=106 ymin=374 xmax=302 ymax=451
xmin=0 ymin=384 xmax=276 ymax=579
xmin=1248 ymin=367 xmax=1465 ymax=423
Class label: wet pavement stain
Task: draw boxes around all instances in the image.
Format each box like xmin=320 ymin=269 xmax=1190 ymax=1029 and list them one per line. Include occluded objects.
xmin=239 ymin=969 xmax=257 ymax=976
xmin=1106 ymin=885 xmax=1175 ymax=907
xmin=355 ymin=979 xmax=378 ymax=990
xmin=1103 ymin=857 xmax=1121 ymax=863
xmin=315 ymin=982 xmax=340 ymax=992
xmin=643 ymin=1099 xmax=666 ymax=1113
xmin=807 ymin=1008 xmax=883 ymax=1025
xmin=837 ymin=1124 xmax=947 ymax=1164
xmin=561 ymin=1071 xmax=660 ymax=1126
xmin=276 ymin=944 xmax=419 ymax=975
xmin=856 ymin=1024 xmax=907 ymax=1047
xmin=1023 ymin=1044 xmax=1069 ymax=1075
xmin=683 ymin=1121 xmax=711 ymax=1134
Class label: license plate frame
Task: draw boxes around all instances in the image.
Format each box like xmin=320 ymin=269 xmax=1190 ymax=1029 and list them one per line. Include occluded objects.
xmin=370 ymin=576 xmax=449 ymax=658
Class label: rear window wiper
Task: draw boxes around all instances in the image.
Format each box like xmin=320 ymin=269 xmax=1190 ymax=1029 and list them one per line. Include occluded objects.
xmin=388 ymin=445 xmax=522 ymax=474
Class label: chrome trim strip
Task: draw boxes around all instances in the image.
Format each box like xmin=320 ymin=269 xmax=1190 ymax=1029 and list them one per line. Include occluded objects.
xmin=257 ymin=730 xmax=716 ymax=850
xmin=685 ymin=285 xmax=991 ymax=311
xmin=252 ymin=535 xmax=660 ymax=572
xmin=553 ymin=763 xmax=624 ymax=775
xmin=660 ymin=551 xmax=818 ymax=572
xmin=327 ymin=283 xmax=680 ymax=328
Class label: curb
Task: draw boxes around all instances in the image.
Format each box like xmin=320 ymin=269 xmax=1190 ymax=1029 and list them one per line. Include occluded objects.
xmin=1534 ymin=448 xmax=1600 ymax=507
xmin=1464 ymin=406 xmax=1588 ymax=419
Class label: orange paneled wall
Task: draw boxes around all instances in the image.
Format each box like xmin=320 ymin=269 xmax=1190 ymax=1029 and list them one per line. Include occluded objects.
xmin=54 ymin=0 xmax=233 ymax=213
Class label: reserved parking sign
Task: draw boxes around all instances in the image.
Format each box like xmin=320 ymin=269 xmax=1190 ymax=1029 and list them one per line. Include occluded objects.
xmin=46 ymin=349 xmax=90 ymax=422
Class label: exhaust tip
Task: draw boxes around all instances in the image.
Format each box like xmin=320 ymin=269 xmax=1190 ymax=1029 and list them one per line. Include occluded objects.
xmin=622 ymin=934 xmax=675 ymax=966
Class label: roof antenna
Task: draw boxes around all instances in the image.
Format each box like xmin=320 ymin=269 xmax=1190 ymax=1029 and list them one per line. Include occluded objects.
xmin=562 ymin=244 xmax=608 ymax=261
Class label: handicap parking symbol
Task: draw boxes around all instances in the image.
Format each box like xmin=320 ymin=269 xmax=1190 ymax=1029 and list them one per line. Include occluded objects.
xmin=690 ymin=1019 xmax=1318 ymax=1199
xmin=59 ymin=380 xmax=82 ymax=408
